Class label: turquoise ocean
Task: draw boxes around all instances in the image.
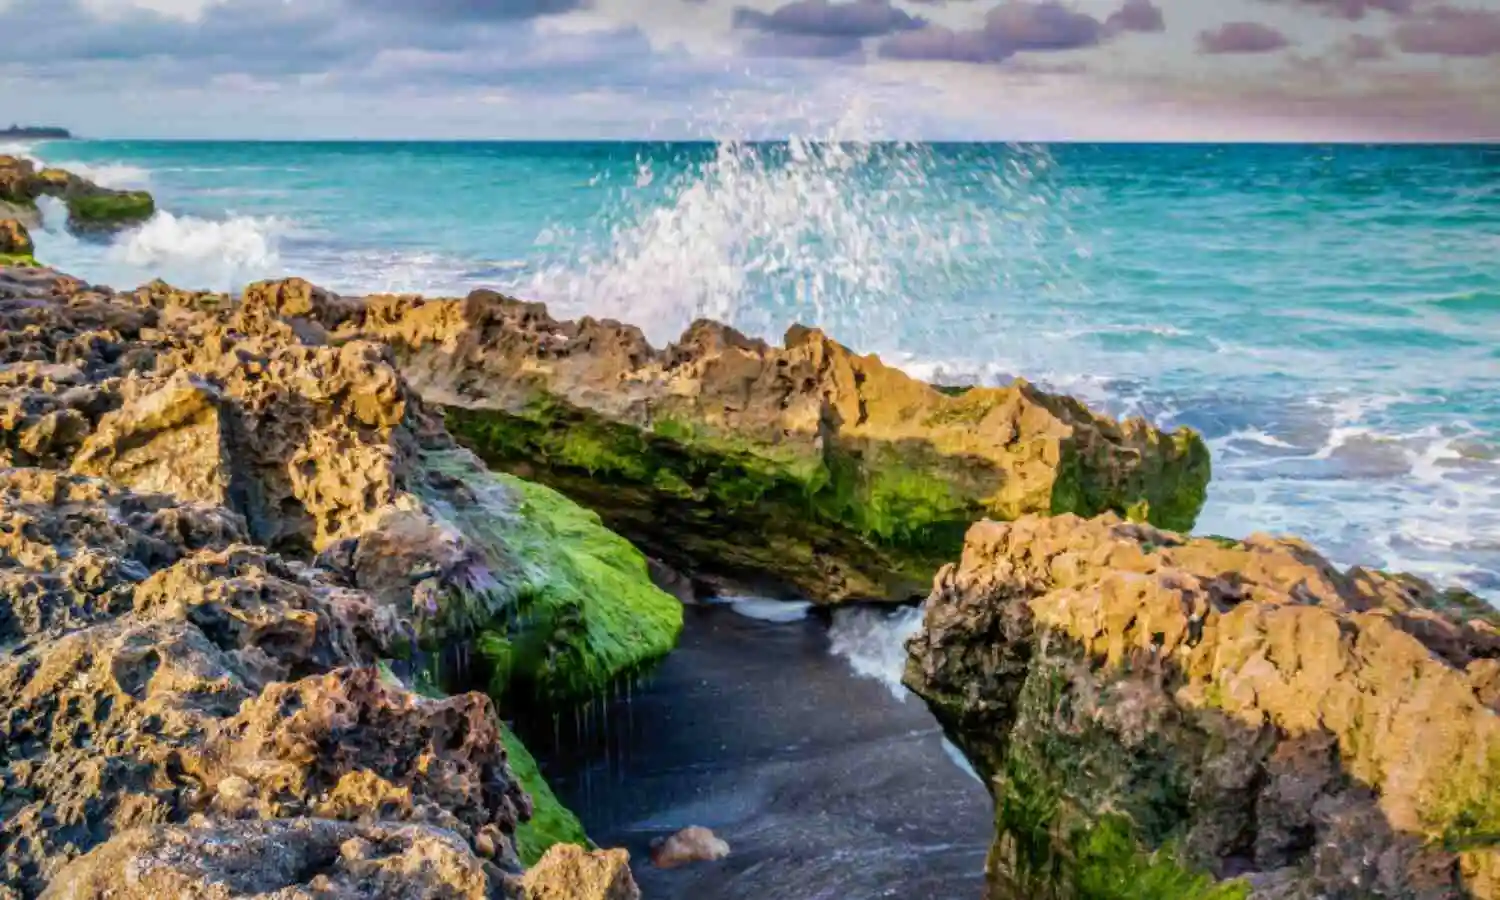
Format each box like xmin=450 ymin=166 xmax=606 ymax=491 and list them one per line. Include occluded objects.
xmin=9 ymin=138 xmax=1498 ymax=600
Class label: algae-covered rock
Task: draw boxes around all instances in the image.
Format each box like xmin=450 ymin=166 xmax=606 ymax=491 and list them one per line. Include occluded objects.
xmin=0 ymin=154 xmax=156 ymax=235
xmin=501 ymin=725 xmax=592 ymax=866
xmin=0 ymin=268 xmax=671 ymax=898
xmin=906 ymin=513 xmax=1500 ymax=899
xmin=63 ymin=190 xmax=155 ymax=233
xmin=322 ymin=286 xmax=1210 ymax=603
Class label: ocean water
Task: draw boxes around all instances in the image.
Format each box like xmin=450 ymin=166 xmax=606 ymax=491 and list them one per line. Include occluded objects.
xmin=8 ymin=138 xmax=1498 ymax=600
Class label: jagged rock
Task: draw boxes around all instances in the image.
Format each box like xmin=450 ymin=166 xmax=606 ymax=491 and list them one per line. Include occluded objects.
xmin=906 ymin=513 xmax=1500 ymax=900
xmin=649 ymin=826 xmax=731 ymax=869
xmin=331 ymin=285 xmax=1211 ymax=603
xmin=40 ymin=818 xmax=521 ymax=899
xmin=0 ymin=218 xmax=33 ymax=259
xmin=71 ymin=371 xmax=232 ymax=505
xmin=521 ymin=844 xmax=640 ymax=900
xmin=0 ymin=267 xmax=671 ymax=895
xmin=0 ymin=156 xmax=155 ymax=235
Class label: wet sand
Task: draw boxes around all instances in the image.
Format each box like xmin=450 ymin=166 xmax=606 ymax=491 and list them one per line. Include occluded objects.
xmin=514 ymin=604 xmax=992 ymax=899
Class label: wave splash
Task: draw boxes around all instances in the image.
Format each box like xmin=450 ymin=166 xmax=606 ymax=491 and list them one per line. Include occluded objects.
xmin=827 ymin=604 xmax=926 ymax=701
xmin=522 ymin=126 xmax=1076 ymax=351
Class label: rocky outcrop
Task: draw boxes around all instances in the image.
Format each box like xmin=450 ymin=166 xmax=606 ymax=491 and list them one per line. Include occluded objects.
xmin=0 ymin=220 xmax=33 ymax=265
xmin=906 ymin=513 xmax=1500 ymax=899
xmin=0 ymin=156 xmax=154 ymax=235
xmin=237 ymin=280 xmax=1210 ymax=604
xmin=0 ymin=264 xmax=665 ymax=897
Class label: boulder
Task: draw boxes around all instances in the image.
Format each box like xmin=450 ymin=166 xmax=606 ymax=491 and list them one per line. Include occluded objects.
xmin=906 ymin=513 xmax=1500 ymax=899
xmin=0 ymin=218 xmax=34 ymax=261
xmin=304 ymin=284 xmax=1211 ymax=604
xmin=521 ymin=845 xmax=640 ymax=900
xmin=649 ymin=826 xmax=731 ymax=869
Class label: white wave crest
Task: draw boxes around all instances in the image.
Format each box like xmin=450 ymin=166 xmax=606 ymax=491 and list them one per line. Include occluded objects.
xmin=107 ymin=211 xmax=285 ymax=290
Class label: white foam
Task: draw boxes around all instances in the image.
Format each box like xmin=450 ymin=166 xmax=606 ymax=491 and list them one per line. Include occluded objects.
xmin=827 ymin=604 xmax=925 ymax=701
xmin=941 ymin=737 xmax=984 ymax=785
xmin=59 ymin=162 xmax=151 ymax=190
xmin=723 ymin=597 xmax=813 ymax=624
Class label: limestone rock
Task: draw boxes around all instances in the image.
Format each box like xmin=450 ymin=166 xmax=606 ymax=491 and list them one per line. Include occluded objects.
xmin=0 ymin=156 xmax=156 ymax=235
xmin=316 ymin=284 xmax=1209 ymax=604
xmin=40 ymin=818 xmax=519 ymax=899
xmin=649 ymin=826 xmax=731 ymax=869
xmin=521 ymin=844 xmax=640 ymax=900
xmin=0 ymin=218 xmax=33 ymax=257
xmin=906 ymin=513 xmax=1500 ymax=899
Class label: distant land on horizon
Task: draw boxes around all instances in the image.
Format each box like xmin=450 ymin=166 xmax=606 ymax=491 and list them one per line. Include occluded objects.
xmin=2 ymin=125 xmax=71 ymax=139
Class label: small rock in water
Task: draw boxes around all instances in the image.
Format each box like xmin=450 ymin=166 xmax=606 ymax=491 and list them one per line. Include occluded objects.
xmin=649 ymin=826 xmax=731 ymax=869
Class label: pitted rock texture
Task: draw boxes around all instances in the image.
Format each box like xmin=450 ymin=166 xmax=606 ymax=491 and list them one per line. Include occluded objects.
xmin=39 ymin=818 xmax=518 ymax=900
xmin=0 ymin=266 xmax=645 ymax=899
xmin=906 ymin=513 xmax=1500 ymax=900
xmin=269 ymin=281 xmax=1210 ymax=604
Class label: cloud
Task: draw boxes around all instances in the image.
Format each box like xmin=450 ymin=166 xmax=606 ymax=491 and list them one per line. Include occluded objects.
xmin=741 ymin=31 xmax=867 ymax=57
xmin=347 ymin=0 xmax=588 ymax=19
xmin=877 ymin=0 xmax=1128 ymax=63
xmin=1104 ymin=0 xmax=1164 ymax=35
xmin=1342 ymin=33 xmax=1390 ymax=59
xmin=1260 ymin=0 xmax=1413 ymax=20
xmin=1197 ymin=21 xmax=1292 ymax=54
xmin=1394 ymin=5 xmax=1500 ymax=56
xmin=732 ymin=0 xmax=925 ymax=38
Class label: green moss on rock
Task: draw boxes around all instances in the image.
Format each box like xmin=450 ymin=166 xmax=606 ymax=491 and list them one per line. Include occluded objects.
xmin=0 ymin=253 xmax=38 ymax=268
xmin=501 ymin=724 xmax=591 ymax=865
xmin=447 ymin=401 xmax=980 ymax=603
xmin=66 ymin=190 xmax=155 ymax=230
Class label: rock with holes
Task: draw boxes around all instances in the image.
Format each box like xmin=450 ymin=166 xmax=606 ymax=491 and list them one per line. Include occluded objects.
xmin=520 ymin=844 xmax=640 ymax=900
xmin=309 ymin=285 xmax=1209 ymax=604
xmin=905 ymin=513 xmax=1500 ymax=900
xmin=40 ymin=817 xmax=520 ymax=899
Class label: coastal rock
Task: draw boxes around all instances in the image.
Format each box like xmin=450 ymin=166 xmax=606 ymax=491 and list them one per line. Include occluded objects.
xmin=0 ymin=263 xmax=671 ymax=895
xmin=521 ymin=844 xmax=641 ymax=900
xmin=649 ymin=826 xmax=731 ymax=869
xmin=905 ymin=513 xmax=1500 ymax=899
xmin=0 ymin=218 xmax=33 ymax=261
xmin=0 ymin=155 xmax=155 ymax=235
xmin=40 ymin=818 xmax=519 ymax=900
xmin=306 ymin=283 xmax=1210 ymax=604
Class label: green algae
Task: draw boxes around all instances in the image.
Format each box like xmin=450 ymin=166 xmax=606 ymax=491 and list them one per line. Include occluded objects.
xmin=0 ymin=253 xmax=37 ymax=268
xmin=66 ymin=191 xmax=155 ymax=228
xmin=416 ymin=448 xmax=681 ymax=705
xmin=1049 ymin=428 xmax=1211 ymax=534
xmin=501 ymin=724 xmax=592 ymax=865
xmin=446 ymin=401 xmax=980 ymax=600
xmin=982 ymin=651 xmax=1246 ymax=900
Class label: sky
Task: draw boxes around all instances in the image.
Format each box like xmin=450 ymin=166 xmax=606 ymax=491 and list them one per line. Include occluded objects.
xmin=1 ymin=0 xmax=1497 ymax=140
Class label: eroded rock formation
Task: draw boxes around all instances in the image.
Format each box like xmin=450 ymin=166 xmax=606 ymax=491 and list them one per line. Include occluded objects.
xmin=0 ymin=265 xmax=659 ymax=899
xmin=228 ymin=279 xmax=1211 ymax=604
xmin=906 ymin=513 xmax=1500 ymax=899
xmin=0 ymin=156 xmax=154 ymax=234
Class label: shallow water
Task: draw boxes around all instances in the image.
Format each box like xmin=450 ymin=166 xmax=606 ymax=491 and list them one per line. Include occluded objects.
xmin=514 ymin=604 xmax=992 ymax=899
xmin=8 ymin=138 xmax=1499 ymax=599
